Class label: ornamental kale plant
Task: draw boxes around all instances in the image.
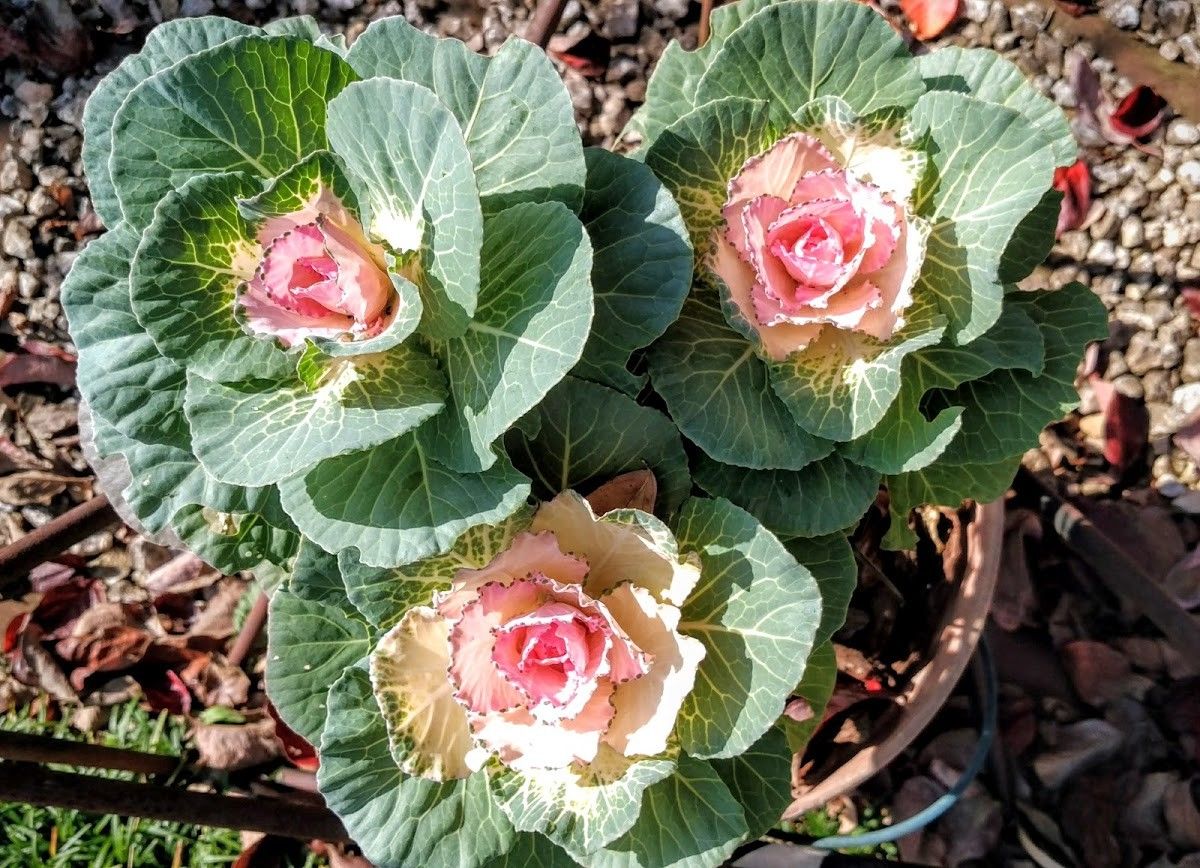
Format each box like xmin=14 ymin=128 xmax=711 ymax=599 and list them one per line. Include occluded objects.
xmin=269 ymin=373 xmax=849 ymax=868
xmin=630 ymin=0 xmax=1108 ymax=547
xmin=62 ymin=15 xmax=690 ymax=578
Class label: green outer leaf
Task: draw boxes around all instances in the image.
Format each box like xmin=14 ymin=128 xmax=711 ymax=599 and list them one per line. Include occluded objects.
xmin=673 ymin=496 xmax=822 ymax=759
xmin=936 ymin=283 xmax=1107 ymax=465
xmin=170 ymin=486 xmax=299 ymax=575
xmin=421 ymin=201 xmax=594 ymax=473
xmin=82 ymin=15 xmax=258 ymax=227
xmin=261 ymin=15 xmax=321 ymax=39
xmin=783 ymin=533 xmax=856 ymax=648
xmin=883 ymin=453 xmax=1023 ymax=550
xmin=643 ymin=97 xmax=775 ymax=255
xmin=278 ymin=433 xmax=530 ymax=568
xmin=709 ymin=725 xmax=790 ymax=842
xmin=574 ymin=148 xmax=692 ymax=395
xmin=184 ymin=343 xmax=445 ymax=487
xmin=624 ymin=0 xmax=780 ymax=150
xmin=693 ymin=0 xmax=925 ymax=127
xmin=317 ymin=668 xmax=515 ymax=868
xmin=110 ymin=35 xmax=357 ymax=231
xmin=780 ymin=640 xmax=836 ymax=753
xmin=587 ymin=754 xmax=749 ymax=868
xmin=999 ymin=188 xmax=1063 ymax=284
xmin=339 ymin=505 xmax=534 ymax=630
xmin=843 ymin=303 xmax=1046 ymax=475
xmin=61 ymin=224 xmax=188 ymax=448
xmin=83 ymin=403 xmax=298 ymax=576
xmin=325 ymin=78 xmax=482 ymax=339
xmin=694 ymin=451 xmax=880 ymax=539
xmin=129 ymin=171 xmax=293 ymax=383
xmin=265 ymin=586 xmax=371 ymax=749
xmin=767 ymin=304 xmax=946 ymax=442
xmin=649 ymin=298 xmax=832 ymax=471
xmin=909 ymin=91 xmax=1058 ymax=344
xmin=505 ymin=376 xmax=691 ymax=516
xmin=916 ymin=45 xmax=1076 ymax=168
xmin=482 ymin=833 xmax=578 ymax=868
xmin=289 ymin=537 xmax=348 ymax=602
xmin=492 ymin=754 xmax=675 ymax=857
xmin=347 ymin=19 xmax=585 ymax=214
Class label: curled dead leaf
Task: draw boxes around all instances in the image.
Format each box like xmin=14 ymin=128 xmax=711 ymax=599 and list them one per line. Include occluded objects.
xmin=584 ymin=469 xmax=658 ymax=514
xmin=898 ymin=0 xmax=959 ymax=39
xmin=195 ymin=713 xmax=282 ymax=771
xmin=1053 ymin=159 xmax=1092 ymax=236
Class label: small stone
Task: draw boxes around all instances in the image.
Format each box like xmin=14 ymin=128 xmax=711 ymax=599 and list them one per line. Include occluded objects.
xmin=962 ymin=0 xmax=989 ymax=21
xmin=653 ymin=0 xmax=689 ymax=16
xmin=180 ymin=0 xmax=214 ymax=13
xmin=1145 ymin=370 xmax=1173 ymax=403
xmin=1121 ymin=217 xmax=1146 ymax=247
xmin=601 ymin=0 xmax=639 ymax=39
xmin=1090 ymin=206 xmax=1119 ymax=240
xmin=25 ymin=188 xmax=59 ymax=218
xmin=1159 ymin=0 xmax=1194 ymax=38
xmin=1164 ymin=221 xmax=1190 ymax=249
xmin=1180 ymin=161 xmax=1200 ymax=192
xmin=1168 ymin=120 xmax=1200 ymax=147
xmin=1 ymin=220 xmax=33 ymax=259
xmin=1088 ymin=239 xmax=1118 ymax=266
xmin=1058 ymin=230 xmax=1090 ymax=262
xmin=1157 ymin=473 xmax=1188 ymax=499
xmin=1161 ymin=40 xmax=1183 ymax=62
xmin=0 ymin=159 xmax=32 ymax=194
xmin=1114 ymin=373 xmax=1146 ymax=399
xmin=1180 ymin=34 xmax=1200 ymax=67
xmin=1183 ymin=338 xmax=1200 ymax=382
xmin=1173 ymin=382 xmax=1200 ymax=417
xmin=1104 ymin=0 xmax=1140 ymax=28
xmin=1127 ymin=331 xmax=1164 ymax=374
xmin=14 ymin=81 xmax=53 ymax=127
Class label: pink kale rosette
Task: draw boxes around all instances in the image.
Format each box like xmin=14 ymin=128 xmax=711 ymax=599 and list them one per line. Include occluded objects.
xmin=713 ymin=132 xmax=925 ymax=361
xmin=239 ymin=186 xmax=397 ymax=348
xmin=370 ymin=492 xmax=705 ymax=780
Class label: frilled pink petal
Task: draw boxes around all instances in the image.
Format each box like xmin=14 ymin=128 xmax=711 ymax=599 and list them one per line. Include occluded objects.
xmin=238 ymin=285 xmax=354 ymax=348
xmin=727 ymin=132 xmax=839 ymax=208
xmin=258 ymin=185 xmax=354 ymax=248
xmin=710 ymin=230 xmax=824 ymax=360
xmin=767 ymin=215 xmax=845 ymax=287
xmin=762 ymin=197 xmax=868 ymax=305
xmin=253 ymin=225 xmax=337 ymax=318
xmin=437 ymin=531 xmax=589 ymax=620
xmin=321 ymin=218 xmax=393 ymax=324
xmin=854 ymin=213 xmax=929 ymax=341
xmin=601 ymin=583 xmax=706 ymax=758
xmin=449 ymin=581 xmax=538 ymax=714
xmin=492 ymin=601 xmax=607 ymax=715
xmin=852 ymin=189 xmax=903 ymax=276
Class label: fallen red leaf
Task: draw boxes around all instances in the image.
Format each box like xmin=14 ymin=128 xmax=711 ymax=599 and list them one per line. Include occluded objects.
xmin=1088 ymin=374 xmax=1148 ymax=472
xmin=31 ymin=578 xmax=103 ymax=639
xmin=1110 ymin=85 xmax=1168 ymax=139
xmin=141 ymin=668 xmax=192 ymax=715
xmin=547 ymin=31 xmax=610 ymax=79
xmin=1181 ymin=288 xmax=1200 ymax=322
xmin=899 ymin=0 xmax=959 ymax=39
xmin=0 ymin=351 xmax=76 ymax=389
xmin=1053 ymin=160 xmax=1092 ymax=236
xmin=57 ymin=625 xmax=152 ymax=691
xmin=268 ymin=702 xmax=319 ymax=771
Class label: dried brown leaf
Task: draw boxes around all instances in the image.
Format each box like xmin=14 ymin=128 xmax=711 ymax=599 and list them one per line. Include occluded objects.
xmin=195 ymin=714 xmax=282 ymax=771
xmin=585 ymin=469 xmax=657 ymax=514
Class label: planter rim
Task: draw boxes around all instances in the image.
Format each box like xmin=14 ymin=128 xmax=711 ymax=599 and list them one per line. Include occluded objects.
xmin=784 ymin=498 xmax=1004 ymax=817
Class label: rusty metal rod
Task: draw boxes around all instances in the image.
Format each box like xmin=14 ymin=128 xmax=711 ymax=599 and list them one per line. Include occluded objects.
xmin=0 ymin=731 xmax=179 ymax=776
xmin=227 ymin=591 xmax=269 ymax=670
xmin=0 ymin=762 xmax=350 ymax=842
xmin=524 ymin=0 xmax=568 ymax=49
xmin=0 ymin=494 xmax=119 ymax=584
